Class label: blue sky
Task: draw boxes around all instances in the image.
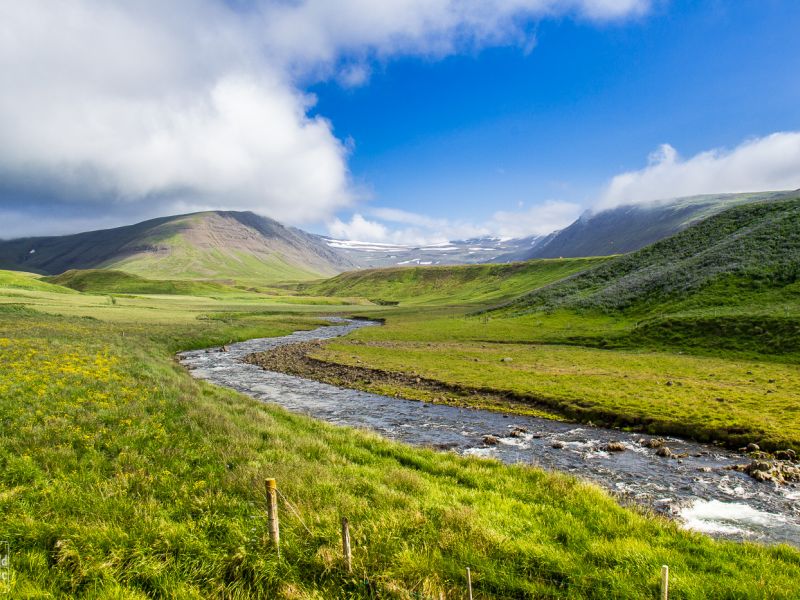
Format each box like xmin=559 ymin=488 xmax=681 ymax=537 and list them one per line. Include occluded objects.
xmin=1 ymin=1 xmax=799 ymax=241
xmin=312 ymin=0 xmax=800 ymax=241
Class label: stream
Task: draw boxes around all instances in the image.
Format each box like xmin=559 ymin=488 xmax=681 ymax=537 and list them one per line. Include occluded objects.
xmin=179 ymin=319 xmax=800 ymax=546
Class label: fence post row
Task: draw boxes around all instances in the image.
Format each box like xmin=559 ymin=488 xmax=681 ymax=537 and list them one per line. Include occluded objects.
xmin=261 ymin=479 xmax=669 ymax=599
xmin=265 ymin=478 xmax=280 ymax=557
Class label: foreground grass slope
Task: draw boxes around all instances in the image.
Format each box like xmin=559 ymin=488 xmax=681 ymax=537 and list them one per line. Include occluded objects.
xmin=2 ymin=294 xmax=799 ymax=597
xmin=301 ymin=257 xmax=610 ymax=306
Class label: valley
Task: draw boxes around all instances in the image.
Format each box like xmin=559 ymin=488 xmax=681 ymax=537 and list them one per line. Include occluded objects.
xmin=1 ymin=195 xmax=800 ymax=598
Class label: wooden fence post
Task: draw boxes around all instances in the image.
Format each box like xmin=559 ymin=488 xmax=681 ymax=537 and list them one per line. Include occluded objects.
xmin=661 ymin=565 xmax=669 ymax=600
xmin=265 ymin=478 xmax=280 ymax=557
xmin=341 ymin=517 xmax=352 ymax=573
xmin=466 ymin=567 xmax=473 ymax=600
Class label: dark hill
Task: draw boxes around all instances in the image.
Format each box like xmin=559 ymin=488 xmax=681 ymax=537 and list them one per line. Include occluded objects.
xmin=512 ymin=190 xmax=798 ymax=260
xmin=501 ymin=195 xmax=800 ymax=313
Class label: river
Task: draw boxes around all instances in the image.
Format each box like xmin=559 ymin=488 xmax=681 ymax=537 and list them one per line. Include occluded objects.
xmin=178 ymin=319 xmax=800 ymax=547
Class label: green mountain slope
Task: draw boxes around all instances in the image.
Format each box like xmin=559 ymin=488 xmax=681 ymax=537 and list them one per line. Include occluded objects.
xmin=302 ymin=257 xmax=611 ymax=306
xmin=0 ymin=211 xmax=355 ymax=284
xmin=516 ymin=190 xmax=798 ymax=260
xmin=502 ymin=195 xmax=800 ymax=314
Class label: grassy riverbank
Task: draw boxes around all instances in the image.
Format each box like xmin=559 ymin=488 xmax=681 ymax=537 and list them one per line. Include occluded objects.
xmin=2 ymin=285 xmax=800 ymax=598
xmin=305 ymin=309 xmax=800 ymax=451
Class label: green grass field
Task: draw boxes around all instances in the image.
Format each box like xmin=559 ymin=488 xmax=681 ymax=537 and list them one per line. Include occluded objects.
xmin=43 ymin=269 xmax=241 ymax=296
xmin=1 ymin=284 xmax=799 ymax=598
xmin=299 ymin=257 xmax=611 ymax=307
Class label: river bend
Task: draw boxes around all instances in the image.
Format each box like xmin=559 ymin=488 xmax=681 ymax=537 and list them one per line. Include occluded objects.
xmin=178 ymin=319 xmax=800 ymax=546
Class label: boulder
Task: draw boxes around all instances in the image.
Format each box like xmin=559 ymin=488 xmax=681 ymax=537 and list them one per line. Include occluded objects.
xmin=643 ymin=438 xmax=665 ymax=449
xmin=483 ymin=435 xmax=499 ymax=446
xmin=655 ymin=447 xmax=673 ymax=458
xmin=747 ymin=460 xmax=772 ymax=474
xmin=751 ymin=470 xmax=774 ymax=483
xmin=605 ymin=441 xmax=626 ymax=452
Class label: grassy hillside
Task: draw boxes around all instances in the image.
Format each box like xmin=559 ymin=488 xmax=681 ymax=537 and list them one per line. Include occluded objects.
xmin=503 ymin=196 xmax=800 ymax=314
xmin=0 ymin=211 xmax=355 ymax=284
xmin=0 ymin=269 xmax=76 ymax=294
xmin=302 ymin=257 xmax=611 ymax=306
xmin=44 ymin=269 xmax=239 ymax=296
xmin=1 ymin=293 xmax=798 ymax=597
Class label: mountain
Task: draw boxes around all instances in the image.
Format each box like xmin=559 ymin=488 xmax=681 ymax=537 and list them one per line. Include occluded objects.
xmin=323 ymin=235 xmax=545 ymax=268
xmin=330 ymin=191 xmax=799 ymax=269
xmin=501 ymin=194 xmax=800 ymax=314
xmin=0 ymin=211 xmax=356 ymax=283
xmin=509 ymin=190 xmax=798 ymax=260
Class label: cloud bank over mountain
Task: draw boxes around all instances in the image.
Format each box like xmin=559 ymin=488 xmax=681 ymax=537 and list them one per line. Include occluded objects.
xmin=0 ymin=0 xmax=650 ymax=238
xmin=598 ymin=132 xmax=800 ymax=210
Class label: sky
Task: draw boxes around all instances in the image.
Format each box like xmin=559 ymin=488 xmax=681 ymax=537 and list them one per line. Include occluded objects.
xmin=0 ymin=0 xmax=799 ymax=243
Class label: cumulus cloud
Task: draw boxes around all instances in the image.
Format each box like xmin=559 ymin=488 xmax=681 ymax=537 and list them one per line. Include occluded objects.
xmin=261 ymin=0 xmax=651 ymax=73
xmin=0 ymin=1 xmax=352 ymax=230
xmin=0 ymin=0 xmax=650 ymax=237
xmin=598 ymin=132 xmax=800 ymax=209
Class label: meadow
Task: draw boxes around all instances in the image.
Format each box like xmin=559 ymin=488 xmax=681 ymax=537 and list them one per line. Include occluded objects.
xmin=2 ymin=275 xmax=800 ymax=598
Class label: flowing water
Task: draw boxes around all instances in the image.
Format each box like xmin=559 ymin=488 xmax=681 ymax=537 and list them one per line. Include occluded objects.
xmin=179 ymin=319 xmax=800 ymax=546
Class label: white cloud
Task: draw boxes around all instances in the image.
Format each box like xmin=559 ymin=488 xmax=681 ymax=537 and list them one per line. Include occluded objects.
xmin=598 ymin=132 xmax=800 ymax=209
xmin=490 ymin=200 xmax=583 ymax=237
xmin=327 ymin=200 xmax=581 ymax=244
xmin=0 ymin=0 xmax=650 ymax=237
xmin=0 ymin=2 xmax=352 ymax=229
xmin=261 ymin=0 xmax=651 ymax=73
xmin=328 ymin=214 xmax=391 ymax=242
